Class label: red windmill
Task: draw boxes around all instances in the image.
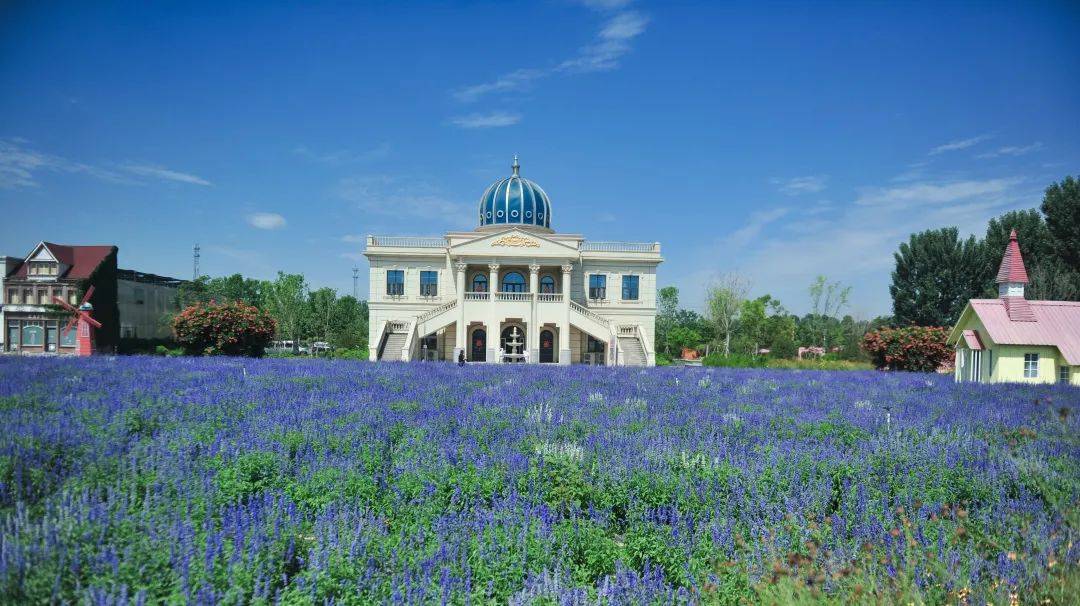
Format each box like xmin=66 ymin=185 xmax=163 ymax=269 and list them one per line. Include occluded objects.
xmin=53 ymin=286 xmax=101 ymax=356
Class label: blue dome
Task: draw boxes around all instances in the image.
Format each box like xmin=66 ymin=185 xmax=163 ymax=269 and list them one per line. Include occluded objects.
xmin=477 ymin=157 xmax=552 ymax=230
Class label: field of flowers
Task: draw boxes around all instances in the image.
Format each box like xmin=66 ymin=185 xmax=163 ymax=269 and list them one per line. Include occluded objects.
xmin=1 ymin=357 xmax=1078 ymax=605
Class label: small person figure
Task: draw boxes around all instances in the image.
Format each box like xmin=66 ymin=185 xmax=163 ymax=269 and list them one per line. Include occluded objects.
xmin=458 ymin=350 xmax=466 ymax=367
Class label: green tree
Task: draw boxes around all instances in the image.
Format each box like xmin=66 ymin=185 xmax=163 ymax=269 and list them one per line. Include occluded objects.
xmin=667 ymin=326 xmax=703 ymax=354
xmin=980 ymin=209 xmax=1072 ymax=299
xmin=808 ymin=276 xmax=851 ymax=348
xmin=330 ymin=296 xmax=368 ymax=349
xmin=306 ymin=287 xmax=338 ymax=344
xmin=1041 ymin=176 xmax=1080 ymax=269
xmin=705 ymin=273 xmax=748 ymax=356
xmin=655 ymin=286 xmax=680 ymax=356
xmin=261 ymin=272 xmax=308 ymax=352
xmin=890 ymin=228 xmax=987 ymax=327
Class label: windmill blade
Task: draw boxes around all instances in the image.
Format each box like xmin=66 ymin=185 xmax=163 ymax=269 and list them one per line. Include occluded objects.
xmin=62 ymin=314 xmax=78 ymax=335
xmin=52 ymin=296 xmax=77 ymax=312
xmin=81 ymin=313 xmax=103 ymax=329
xmin=80 ymin=285 xmax=96 ymax=306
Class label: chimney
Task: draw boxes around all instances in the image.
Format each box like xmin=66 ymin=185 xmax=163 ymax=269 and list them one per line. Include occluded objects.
xmin=996 ymin=229 xmax=1035 ymax=321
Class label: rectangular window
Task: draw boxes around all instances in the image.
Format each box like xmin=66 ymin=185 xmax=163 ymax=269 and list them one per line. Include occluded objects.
xmin=60 ymin=326 xmax=76 ymax=347
xmin=6 ymin=288 xmax=17 ymax=304
xmin=7 ymin=323 xmax=18 ymax=350
xmin=1023 ymin=353 xmax=1039 ymax=379
xmin=419 ymin=271 xmax=438 ymax=297
xmin=69 ymin=291 xmax=78 ymax=305
xmin=589 ymin=274 xmax=607 ymax=300
xmin=1061 ymin=366 xmax=1071 ymax=385
xmin=134 ymin=287 xmax=145 ymax=304
xmin=37 ymin=289 xmax=47 ymax=304
xmin=23 ymin=289 xmax=31 ymax=304
xmin=621 ymin=275 xmax=639 ymax=301
xmin=386 ymin=270 xmax=404 ymax=296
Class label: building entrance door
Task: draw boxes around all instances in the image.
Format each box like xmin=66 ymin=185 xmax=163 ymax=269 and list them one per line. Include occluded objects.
xmin=470 ymin=328 xmax=486 ymax=362
xmin=539 ymin=329 xmax=554 ymax=363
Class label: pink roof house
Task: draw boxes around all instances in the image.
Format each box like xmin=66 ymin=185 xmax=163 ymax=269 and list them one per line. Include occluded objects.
xmin=948 ymin=230 xmax=1080 ymax=385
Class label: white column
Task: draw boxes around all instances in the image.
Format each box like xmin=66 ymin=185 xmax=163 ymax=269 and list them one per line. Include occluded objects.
xmin=528 ymin=262 xmax=540 ymax=363
xmin=487 ymin=263 xmax=499 ymax=362
xmin=559 ymin=262 xmax=573 ymax=365
xmin=454 ymin=259 xmax=467 ymax=360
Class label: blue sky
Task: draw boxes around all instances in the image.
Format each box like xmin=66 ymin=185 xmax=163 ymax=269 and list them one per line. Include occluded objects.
xmin=2 ymin=1 xmax=1078 ymax=316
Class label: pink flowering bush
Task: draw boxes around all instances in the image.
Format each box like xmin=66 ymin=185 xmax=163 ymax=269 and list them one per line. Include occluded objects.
xmin=172 ymin=301 xmax=276 ymax=356
xmin=862 ymin=325 xmax=951 ymax=372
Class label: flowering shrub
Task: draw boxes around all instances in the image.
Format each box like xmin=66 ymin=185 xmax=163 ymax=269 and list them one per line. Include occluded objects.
xmin=0 ymin=358 xmax=1077 ymax=604
xmin=862 ymin=325 xmax=952 ymax=372
xmin=172 ymin=300 xmax=275 ymax=356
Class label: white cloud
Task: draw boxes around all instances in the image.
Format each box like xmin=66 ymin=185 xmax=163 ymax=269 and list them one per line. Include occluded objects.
xmin=293 ymin=143 xmax=391 ymax=165
xmin=677 ymin=176 xmax=1031 ymax=316
xmin=119 ymin=162 xmax=211 ymax=186
xmin=335 ymin=175 xmax=473 ymax=229
xmin=247 ymin=212 xmax=287 ymax=230
xmin=0 ymin=138 xmax=131 ymax=188
xmin=453 ymin=8 xmax=648 ymax=103
xmin=450 ymin=112 xmax=522 ymax=129
xmin=724 ymin=208 xmax=789 ymax=248
xmin=573 ymin=0 xmax=632 ymax=9
xmin=928 ymin=135 xmax=991 ymax=155
xmin=0 ymin=138 xmax=210 ymax=188
xmin=976 ymin=142 xmax=1043 ymax=159
xmin=772 ymin=175 xmax=827 ymax=195
xmin=855 ymin=178 xmax=1020 ymax=208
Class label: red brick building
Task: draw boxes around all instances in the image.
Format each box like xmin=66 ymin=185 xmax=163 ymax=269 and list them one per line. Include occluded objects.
xmin=2 ymin=242 xmax=120 ymax=353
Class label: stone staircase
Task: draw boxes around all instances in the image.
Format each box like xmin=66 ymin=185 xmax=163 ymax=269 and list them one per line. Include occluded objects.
xmin=378 ymin=331 xmax=408 ymax=361
xmin=618 ymin=336 xmax=647 ymax=366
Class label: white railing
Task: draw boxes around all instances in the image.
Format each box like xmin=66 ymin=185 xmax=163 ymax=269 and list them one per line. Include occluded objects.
xmin=496 ymin=292 xmax=532 ymax=302
xmin=368 ymin=235 xmax=447 ymax=248
xmin=464 ymin=292 xmax=488 ymax=301
xmin=386 ymin=320 xmax=410 ymax=332
xmin=580 ymin=241 xmax=659 ymax=253
xmin=637 ymin=324 xmax=652 ymax=362
xmin=399 ymin=320 xmax=417 ymax=361
xmin=618 ymin=325 xmax=637 ymax=336
xmin=417 ymin=300 xmax=456 ymax=323
xmin=537 ymin=293 xmax=563 ymax=303
xmin=570 ymin=300 xmax=611 ymax=328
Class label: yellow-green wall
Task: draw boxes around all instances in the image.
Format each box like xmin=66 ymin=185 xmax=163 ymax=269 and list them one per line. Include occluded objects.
xmin=951 ymin=305 xmax=1078 ymax=385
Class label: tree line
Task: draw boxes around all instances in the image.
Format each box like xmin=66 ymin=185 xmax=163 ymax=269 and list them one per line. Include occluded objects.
xmin=176 ymin=272 xmax=368 ymax=353
xmin=655 ymin=275 xmax=887 ymax=364
xmin=889 ymin=176 xmax=1079 ymax=327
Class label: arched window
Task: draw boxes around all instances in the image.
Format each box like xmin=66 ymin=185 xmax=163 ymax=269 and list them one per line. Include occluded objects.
xmin=501 ymin=272 xmax=526 ymax=293
xmin=471 ymin=273 xmax=488 ymax=292
xmin=540 ymin=275 xmax=556 ymax=294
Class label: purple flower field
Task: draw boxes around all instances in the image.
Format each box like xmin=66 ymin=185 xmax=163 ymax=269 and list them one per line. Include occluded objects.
xmin=1 ymin=357 xmax=1078 ymax=604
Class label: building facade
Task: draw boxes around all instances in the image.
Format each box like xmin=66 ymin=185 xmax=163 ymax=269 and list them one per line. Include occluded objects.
xmin=364 ymin=158 xmax=662 ymax=365
xmin=2 ymin=241 xmax=184 ymax=354
xmin=949 ymin=230 xmax=1079 ymax=385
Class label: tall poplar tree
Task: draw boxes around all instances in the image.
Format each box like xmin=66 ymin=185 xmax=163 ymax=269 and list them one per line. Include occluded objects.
xmin=890 ymin=227 xmax=989 ymax=326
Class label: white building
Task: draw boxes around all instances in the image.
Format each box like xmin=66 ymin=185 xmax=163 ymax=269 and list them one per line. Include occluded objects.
xmin=364 ymin=158 xmax=662 ymax=365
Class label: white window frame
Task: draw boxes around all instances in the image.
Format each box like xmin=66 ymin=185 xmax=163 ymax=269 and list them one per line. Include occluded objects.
xmin=1023 ymin=353 xmax=1039 ymax=379
xmin=1060 ymin=365 xmax=1071 ymax=385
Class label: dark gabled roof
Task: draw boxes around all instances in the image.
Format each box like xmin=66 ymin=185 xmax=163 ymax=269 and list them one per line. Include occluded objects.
xmin=9 ymin=242 xmax=116 ymax=280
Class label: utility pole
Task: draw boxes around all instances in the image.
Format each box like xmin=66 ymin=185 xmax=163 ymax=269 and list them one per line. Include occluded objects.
xmin=352 ymin=267 xmax=360 ymax=298
xmin=192 ymin=244 xmax=201 ymax=281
